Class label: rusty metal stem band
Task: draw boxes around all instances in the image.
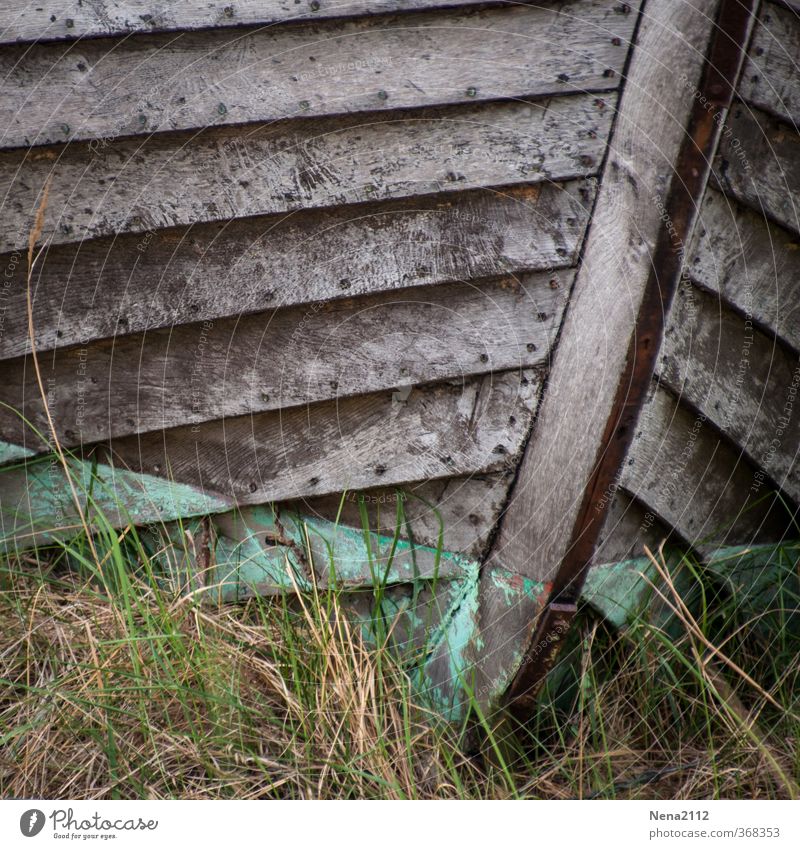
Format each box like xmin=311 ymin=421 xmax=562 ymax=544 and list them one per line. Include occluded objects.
xmin=505 ymin=0 xmax=759 ymax=714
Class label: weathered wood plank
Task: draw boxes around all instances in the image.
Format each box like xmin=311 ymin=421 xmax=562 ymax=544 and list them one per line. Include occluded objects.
xmin=715 ymin=104 xmax=800 ymax=235
xmin=657 ymin=282 xmax=800 ymax=504
xmin=0 ymin=93 xmax=610 ymax=254
xmin=0 ymin=272 xmax=568 ymax=448
xmin=214 ymin=506 xmax=475 ymax=590
xmin=0 ymin=1 xmax=635 ymax=149
xmin=0 ymin=1 xmax=514 ymax=44
xmin=486 ymin=0 xmax=720 ymax=583
xmin=1 ymin=180 xmax=594 ymax=358
xmin=294 ymin=472 xmax=514 ymax=560
xmin=592 ymin=488 xmax=671 ymax=566
xmin=99 ymin=367 xmax=543 ymax=504
xmin=688 ymin=187 xmax=800 ymax=352
xmin=0 ymin=368 xmax=541 ymax=540
xmin=620 ymin=384 xmax=795 ymax=552
xmin=738 ymin=0 xmax=800 ymax=126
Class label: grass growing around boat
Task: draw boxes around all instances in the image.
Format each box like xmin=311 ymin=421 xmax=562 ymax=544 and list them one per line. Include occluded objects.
xmin=1 ymin=488 xmax=798 ymax=799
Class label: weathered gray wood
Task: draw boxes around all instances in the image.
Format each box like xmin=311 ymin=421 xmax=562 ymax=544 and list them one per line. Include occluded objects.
xmin=688 ymin=187 xmax=800 ymax=352
xmin=0 ymin=368 xmax=541 ymax=538
xmin=487 ymin=0 xmax=720 ymax=583
xmin=473 ymin=488 xmax=672 ymax=710
xmin=295 ymin=472 xmax=514 ymax=560
xmin=0 ymin=93 xmax=610 ymax=254
xmin=739 ymin=0 xmax=800 ymax=126
xmin=592 ymin=488 xmax=671 ymax=566
xmin=0 ymin=1 xmax=514 ymax=44
xmin=621 ymin=384 xmax=794 ymax=552
xmin=715 ymin=104 xmax=800 ymax=235
xmin=98 ymin=367 xmax=543 ymax=504
xmin=0 ymin=1 xmax=635 ymax=149
xmin=1 ymin=180 xmax=594 ymax=358
xmin=657 ymin=282 xmax=800 ymax=504
xmin=0 ymin=271 xmax=569 ymax=448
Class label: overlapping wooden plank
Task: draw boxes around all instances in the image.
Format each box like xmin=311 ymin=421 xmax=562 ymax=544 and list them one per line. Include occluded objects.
xmin=1 ymin=180 xmax=594 ymax=358
xmin=0 ymin=93 xmax=610 ymax=254
xmin=294 ymin=472 xmax=513 ymax=560
xmin=486 ymin=0 xmax=721 ymax=583
xmin=99 ymin=368 xmax=543 ymax=505
xmin=0 ymin=368 xmax=540 ymax=541
xmin=738 ymin=0 xmax=800 ymax=126
xmin=0 ymin=1 xmax=513 ymax=44
xmin=715 ymin=104 xmax=800 ymax=235
xmin=592 ymin=488 xmax=671 ymax=566
xmin=0 ymin=271 xmax=567 ymax=448
xmin=657 ymin=282 xmax=800 ymax=504
xmin=688 ymin=187 xmax=800 ymax=352
xmin=620 ymin=384 xmax=795 ymax=552
xmin=0 ymin=1 xmax=635 ymax=150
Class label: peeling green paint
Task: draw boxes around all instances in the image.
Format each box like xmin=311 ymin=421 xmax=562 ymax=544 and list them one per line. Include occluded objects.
xmin=0 ymin=453 xmax=232 ymax=550
xmin=583 ymin=543 xmax=800 ymax=630
xmin=0 ymin=439 xmax=36 ymax=466
xmin=582 ymin=554 xmax=665 ymax=629
xmin=415 ymin=562 xmax=481 ymax=721
xmin=4 ymin=447 xmax=796 ymax=720
xmin=489 ymin=566 xmax=546 ymax=607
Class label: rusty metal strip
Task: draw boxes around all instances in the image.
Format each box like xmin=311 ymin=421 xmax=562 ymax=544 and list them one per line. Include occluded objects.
xmin=504 ymin=0 xmax=760 ymax=716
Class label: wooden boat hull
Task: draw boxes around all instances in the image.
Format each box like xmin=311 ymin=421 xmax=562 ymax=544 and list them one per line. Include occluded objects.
xmin=1 ymin=0 xmax=797 ymax=716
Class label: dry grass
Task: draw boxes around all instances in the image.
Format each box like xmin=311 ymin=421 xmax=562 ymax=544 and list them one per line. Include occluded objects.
xmin=1 ymin=536 xmax=798 ymax=800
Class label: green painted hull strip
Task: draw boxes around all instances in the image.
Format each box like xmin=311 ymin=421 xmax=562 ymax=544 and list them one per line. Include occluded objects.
xmin=2 ymin=446 xmax=796 ymax=719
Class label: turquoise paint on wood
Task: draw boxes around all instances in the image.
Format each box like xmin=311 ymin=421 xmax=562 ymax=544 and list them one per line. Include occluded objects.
xmin=0 ymin=452 xmax=233 ymax=550
xmin=0 ymin=439 xmax=36 ymax=466
xmin=4 ymin=447 xmax=796 ymax=719
xmin=583 ymin=543 xmax=800 ymax=629
xmin=149 ymin=503 xmax=474 ymax=600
